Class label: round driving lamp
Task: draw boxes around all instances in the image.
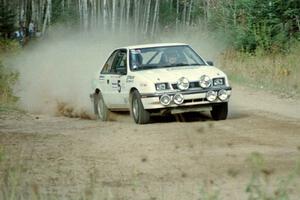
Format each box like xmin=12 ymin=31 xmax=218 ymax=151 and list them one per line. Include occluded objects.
xmin=206 ymin=90 xmax=217 ymax=102
xmin=173 ymin=93 xmax=184 ymax=105
xmin=218 ymin=89 xmax=228 ymax=101
xmin=177 ymin=77 xmax=189 ymax=90
xmin=160 ymin=94 xmax=172 ymax=106
xmin=199 ymin=75 xmax=212 ymax=88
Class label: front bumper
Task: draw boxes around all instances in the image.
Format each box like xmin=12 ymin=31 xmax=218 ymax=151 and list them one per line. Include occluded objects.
xmin=140 ymin=86 xmax=232 ymax=110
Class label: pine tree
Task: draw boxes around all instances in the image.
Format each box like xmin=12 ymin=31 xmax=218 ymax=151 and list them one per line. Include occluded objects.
xmin=0 ymin=0 xmax=16 ymax=39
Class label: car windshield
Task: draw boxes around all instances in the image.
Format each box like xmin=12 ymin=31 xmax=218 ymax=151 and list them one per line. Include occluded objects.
xmin=129 ymin=45 xmax=206 ymax=71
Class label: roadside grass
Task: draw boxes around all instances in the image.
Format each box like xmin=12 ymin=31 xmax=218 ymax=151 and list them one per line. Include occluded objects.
xmin=0 ymin=40 xmax=20 ymax=111
xmin=1 ymin=147 xmax=299 ymax=200
xmin=0 ymin=40 xmax=20 ymax=55
xmin=0 ymin=61 xmax=19 ymax=105
xmin=219 ymin=43 xmax=300 ymax=98
xmin=245 ymin=152 xmax=300 ymax=200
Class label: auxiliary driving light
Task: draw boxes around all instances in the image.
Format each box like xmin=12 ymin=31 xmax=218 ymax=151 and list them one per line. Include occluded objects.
xmin=160 ymin=94 xmax=172 ymax=106
xmin=218 ymin=89 xmax=228 ymax=101
xmin=173 ymin=93 xmax=184 ymax=105
xmin=177 ymin=77 xmax=189 ymax=90
xmin=199 ymin=75 xmax=212 ymax=88
xmin=206 ymin=90 xmax=217 ymax=102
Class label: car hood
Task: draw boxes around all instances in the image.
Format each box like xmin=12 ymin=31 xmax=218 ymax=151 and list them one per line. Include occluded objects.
xmin=133 ymin=66 xmax=226 ymax=83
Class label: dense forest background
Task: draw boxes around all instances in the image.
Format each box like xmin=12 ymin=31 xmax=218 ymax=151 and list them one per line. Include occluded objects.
xmin=0 ymin=0 xmax=299 ymax=53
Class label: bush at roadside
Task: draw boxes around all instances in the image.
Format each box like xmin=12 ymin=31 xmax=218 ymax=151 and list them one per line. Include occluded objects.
xmin=0 ymin=40 xmax=19 ymax=107
xmin=0 ymin=60 xmax=18 ymax=105
xmin=220 ymin=42 xmax=300 ymax=98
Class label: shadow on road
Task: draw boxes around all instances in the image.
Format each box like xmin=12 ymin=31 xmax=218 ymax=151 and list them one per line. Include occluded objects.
xmin=102 ymin=109 xmax=249 ymax=123
xmin=151 ymin=112 xmax=212 ymax=123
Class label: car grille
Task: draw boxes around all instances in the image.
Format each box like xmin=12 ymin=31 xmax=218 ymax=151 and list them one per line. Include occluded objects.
xmin=171 ymin=78 xmax=224 ymax=90
xmin=172 ymin=81 xmax=200 ymax=90
xmin=183 ymin=98 xmax=208 ymax=103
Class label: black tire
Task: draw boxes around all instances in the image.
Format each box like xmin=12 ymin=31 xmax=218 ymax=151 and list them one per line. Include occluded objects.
xmin=93 ymin=91 xmax=109 ymax=121
xmin=131 ymin=90 xmax=150 ymax=124
xmin=211 ymin=102 xmax=228 ymax=120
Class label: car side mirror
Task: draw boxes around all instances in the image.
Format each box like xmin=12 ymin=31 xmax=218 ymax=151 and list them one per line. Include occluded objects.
xmin=207 ymin=61 xmax=214 ymax=66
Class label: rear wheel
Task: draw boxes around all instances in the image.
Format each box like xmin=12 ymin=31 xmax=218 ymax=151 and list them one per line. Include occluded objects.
xmin=211 ymin=102 xmax=228 ymax=120
xmin=93 ymin=90 xmax=109 ymax=121
xmin=131 ymin=90 xmax=150 ymax=124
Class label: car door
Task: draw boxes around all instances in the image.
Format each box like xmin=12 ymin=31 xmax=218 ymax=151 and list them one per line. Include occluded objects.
xmin=109 ymin=49 xmax=128 ymax=108
xmin=99 ymin=50 xmax=118 ymax=107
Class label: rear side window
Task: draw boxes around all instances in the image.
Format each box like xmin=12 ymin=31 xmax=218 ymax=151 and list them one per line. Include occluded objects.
xmin=101 ymin=51 xmax=118 ymax=74
xmin=111 ymin=50 xmax=127 ymax=74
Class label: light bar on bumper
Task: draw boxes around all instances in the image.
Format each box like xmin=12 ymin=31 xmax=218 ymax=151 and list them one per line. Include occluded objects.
xmin=218 ymin=89 xmax=229 ymax=101
xmin=141 ymin=87 xmax=231 ymax=107
xmin=141 ymin=86 xmax=232 ymax=98
xmin=160 ymin=94 xmax=172 ymax=106
xmin=173 ymin=93 xmax=184 ymax=105
xmin=199 ymin=75 xmax=212 ymax=88
xmin=206 ymin=90 xmax=218 ymax=102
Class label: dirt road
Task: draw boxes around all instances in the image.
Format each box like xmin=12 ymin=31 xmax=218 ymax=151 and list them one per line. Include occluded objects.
xmin=1 ymin=85 xmax=300 ymax=200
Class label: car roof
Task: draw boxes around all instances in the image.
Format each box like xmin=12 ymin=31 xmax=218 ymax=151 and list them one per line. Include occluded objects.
xmin=122 ymin=43 xmax=189 ymax=50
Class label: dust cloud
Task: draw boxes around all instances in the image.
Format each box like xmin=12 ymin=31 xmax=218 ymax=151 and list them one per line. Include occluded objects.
xmin=9 ymin=26 xmax=225 ymax=118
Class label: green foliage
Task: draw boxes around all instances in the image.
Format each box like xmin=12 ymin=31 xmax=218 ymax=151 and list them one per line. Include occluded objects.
xmin=159 ymin=1 xmax=177 ymax=27
xmin=209 ymin=0 xmax=300 ymax=53
xmin=199 ymin=185 xmax=220 ymax=200
xmin=51 ymin=0 xmax=80 ymax=26
xmin=0 ymin=146 xmax=3 ymax=163
xmin=245 ymin=152 xmax=300 ymax=200
xmin=0 ymin=1 xmax=16 ymax=39
xmin=0 ymin=59 xmax=19 ymax=105
xmin=0 ymin=39 xmax=20 ymax=54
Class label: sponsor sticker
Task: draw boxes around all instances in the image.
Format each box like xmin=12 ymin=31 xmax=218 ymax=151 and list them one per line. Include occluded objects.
xmin=126 ymin=75 xmax=135 ymax=83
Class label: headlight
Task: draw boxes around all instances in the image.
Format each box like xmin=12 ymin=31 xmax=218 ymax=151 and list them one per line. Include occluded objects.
xmin=199 ymin=75 xmax=212 ymax=88
xmin=173 ymin=93 xmax=184 ymax=105
xmin=160 ymin=94 xmax=172 ymax=106
xmin=206 ymin=90 xmax=217 ymax=102
xmin=155 ymin=83 xmax=169 ymax=91
xmin=213 ymin=78 xmax=225 ymax=86
xmin=177 ymin=77 xmax=189 ymax=90
xmin=218 ymin=89 xmax=228 ymax=101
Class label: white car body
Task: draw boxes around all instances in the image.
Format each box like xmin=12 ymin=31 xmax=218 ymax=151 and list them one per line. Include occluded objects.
xmin=91 ymin=43 xmax=232 ymax=123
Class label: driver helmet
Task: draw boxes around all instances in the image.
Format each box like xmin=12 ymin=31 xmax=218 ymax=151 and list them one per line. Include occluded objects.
xmin=165 ymin=50 xmax=178 ymax=65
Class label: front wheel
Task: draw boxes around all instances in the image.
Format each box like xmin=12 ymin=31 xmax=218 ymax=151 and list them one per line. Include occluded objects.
xmin=93 ymin=91 xmax=110 ymax=121
xmin=131 ymin=90 xmax=150 ymax=124
xmin=211 ymin=102 xmax=228 ymax=120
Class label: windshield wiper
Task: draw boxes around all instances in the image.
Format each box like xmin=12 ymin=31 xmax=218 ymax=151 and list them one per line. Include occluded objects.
xmin=174 ymin=63 xmax=190 ymax=67
xmin=189 ymin=63 xmax=206 ymax=66
xmin=158 ymin=63 xmax=188 ymax=68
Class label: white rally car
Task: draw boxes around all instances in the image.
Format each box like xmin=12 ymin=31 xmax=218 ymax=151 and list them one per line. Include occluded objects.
xmin=91 ymin=43 xmax=231 ymax=124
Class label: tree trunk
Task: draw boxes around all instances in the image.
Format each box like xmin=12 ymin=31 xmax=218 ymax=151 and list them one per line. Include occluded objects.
xmin=103 ymin=0 xmax=107 ymax=28
xmin=176 ymin=0 xmax=179 ymax=31
xmin=205 ymin=0 xmax=210 ymax=30
xmin=151 ymin=0 xmax=159 ymax=36
xmin=145 ymin=0 xmax=151 ymax=34
xmin=182 ymin=0 xmax=187 ymax=26
xmin=82 ymin=0 xmax=88 ymax=30
xmin=134 ymin=0 xmax=138 ymax=33
xmin=187 ymin=0 xmax=193 ymax=25
xmin=112 ymin=0 xmax=116 ymax=32
xmin=296 ymin=15 xmax=300 ymax=32
xmin=120 ymin=0 xmax=125 ymax=31
xmin=42 ymin=0 xmax=50 ymax=34
xmin=126 ymin=0 xmax=130 ymax=26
